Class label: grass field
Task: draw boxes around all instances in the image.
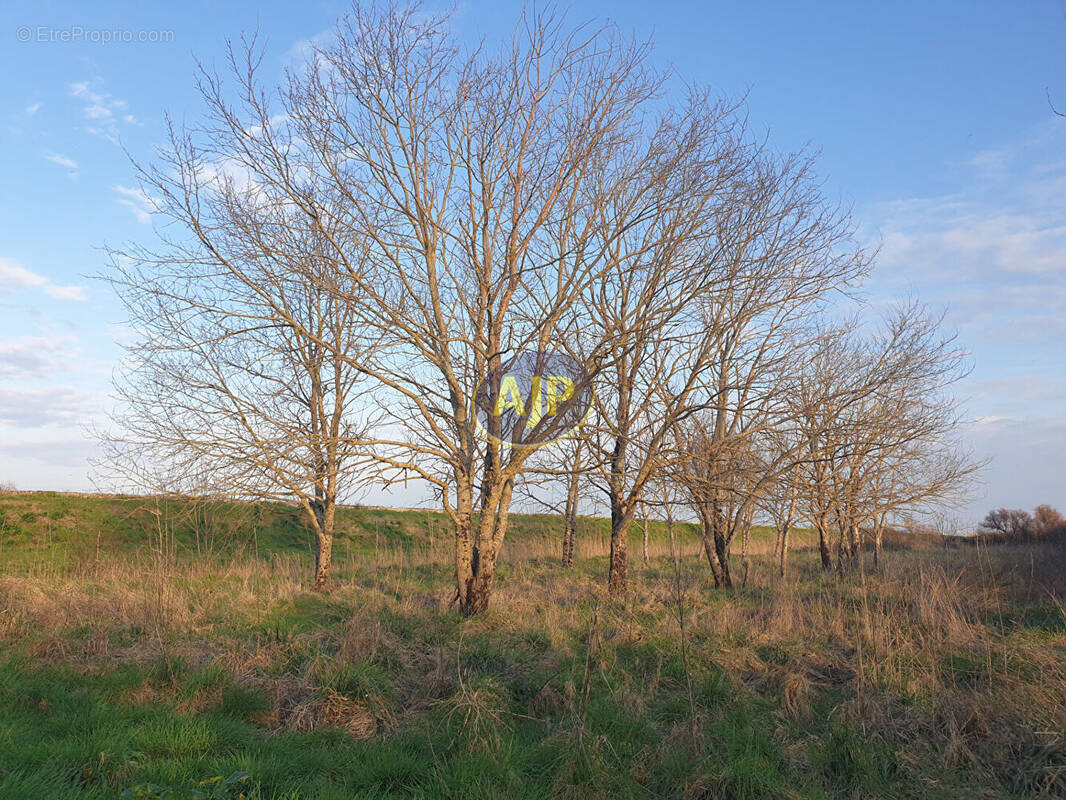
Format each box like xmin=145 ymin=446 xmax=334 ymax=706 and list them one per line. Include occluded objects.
xmin=0 ymin=491 xmax=1064 ymax=798
xmin=0 ymin=490 xmax=812 ymax=568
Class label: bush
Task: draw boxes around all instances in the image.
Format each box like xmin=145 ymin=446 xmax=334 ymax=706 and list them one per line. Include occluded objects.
xmin=1033 ymin=505 xmax=1066 ymax=537
xmin=978 ymin=505 xmax=1066 ymax=542
xmin=979 ymin=508 xmax=1033 ymax=538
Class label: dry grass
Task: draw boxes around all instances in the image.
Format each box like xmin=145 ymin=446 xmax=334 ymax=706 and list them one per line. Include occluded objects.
xmin=1 ymin=528 xmax=1064 ymax=797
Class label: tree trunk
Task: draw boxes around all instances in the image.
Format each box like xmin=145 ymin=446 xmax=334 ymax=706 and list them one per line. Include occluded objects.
xmin=311 ymin=497 xmax=336 ymax=591
xmin=562 ymin=512 xmax=576 ymax=568
xmin=608 ymin=528 xmax=628 ymax=596
xmin=817 ymin=521 xmax=832 ymax=571
xmin=713 ymin=525 xmax=733 ymax=589
xmin=853 ymin=520 xmax=866 ymax=574
xmin=463 ymin=566 xmax=494 ymax=615
xmin=607 ymin=419 xmax=631 ymax=596
xmin=458 ymin=480 xmax=511 ymax=616
xmin=459 ymin=529 xmax=497 ymax=616
xmin=698 ymin=500 xmax=733 ymax=588
xmin=712 ymin=498 xmax=733 ymax=589
xmin=314 ymin=530 xmax=333 ymax=590
xmin=740 ymin=518 xmax=751 ymax=588
xmin=608 ymin=500 xmax=630 ymax=597
xmin=562 ymin=466 xmax=579 ymax=568
xmin=461 ymin=538 xmax=495 ymax=616
xmin=698 ymin=505 xmax=725 ymax=588
xmin=835 ymin=523 xmax=850 ymax=574
xmin=454 ymin=480 xmax=476 ymax=612
xmin=778 ymin=489 xmax=796 ymax=579
xmin=641 ymin=511 xmax=650 ymax=565
xmin=700 ymin=528 xmax=725 ymax=587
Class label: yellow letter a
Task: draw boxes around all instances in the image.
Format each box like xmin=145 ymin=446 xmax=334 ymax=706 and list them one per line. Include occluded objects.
xmin=493 ymin=375 xmax=525 ymax=417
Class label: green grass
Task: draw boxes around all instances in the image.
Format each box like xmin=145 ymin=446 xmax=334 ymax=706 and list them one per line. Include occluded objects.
xmin=0 ymin=491 xmax=1063 ymax=799
xmin=0 ymin=640 xmax=821 ymax=799
xmin=0 ymin=490 xmax=796 ymax=567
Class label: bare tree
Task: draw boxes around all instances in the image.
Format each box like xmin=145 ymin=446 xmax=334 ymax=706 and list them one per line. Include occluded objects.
xmin=104 ymin=3 xmax=754 ymax=612
xmin=278 ymin=4 xmax=698 ymax=613
xmin=980 ymin=508 xmax=1034 ymax=538
xmin=758 ymin=446 xmax=801 ymax=579
xmin=674 ymin=421 xmax=753 ymax=588
xmin=582 ymin=115 xmax=870 ymax=596
xmin=640 ymin=501 xmax=651 ymax=566
xmin=794 ymin=303 xmax=981 ymax=572
xmin=102 ymin=198 xmax=374 ymax=587
xmin=789 ymin=323 xmax=866 ymax=569
xmin=562 ymin=443 xmax=586 ymax=568
xmin=516 ymin=436 xmax=588 ymax=568
xmin=283 ymin=4 xmax=874 ymax=607
xmin=649 ymin=155 xmax=869 ymax=591
xmin=1033 ymin=504 xmax=1066 ymax=537
xmin=100 ymin=2 xmax=966 ymax=608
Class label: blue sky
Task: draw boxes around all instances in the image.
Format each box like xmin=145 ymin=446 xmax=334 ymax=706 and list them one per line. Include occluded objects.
xmin=1 ymin=0 xmax=1064 ymax=525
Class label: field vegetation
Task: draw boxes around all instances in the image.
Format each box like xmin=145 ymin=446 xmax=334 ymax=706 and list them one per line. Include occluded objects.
xmin=1 ymin=491 xmax=1063 ymax=799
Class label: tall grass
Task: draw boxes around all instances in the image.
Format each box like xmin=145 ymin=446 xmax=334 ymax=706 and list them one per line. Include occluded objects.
xmin=0 ymin=494 xmax=1064 ymax=798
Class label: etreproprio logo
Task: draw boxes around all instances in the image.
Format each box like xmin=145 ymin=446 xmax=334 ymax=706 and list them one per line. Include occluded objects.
xmin=472 ymin=351 xmax=592 ymax=448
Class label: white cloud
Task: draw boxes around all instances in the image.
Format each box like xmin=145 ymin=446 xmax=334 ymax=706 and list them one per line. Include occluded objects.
xmin=25 ymin=102 xmax=41 ymax=116
xmin=45 ymin=152 xmax=78 ymax=170
xmin=284 ymin=28 xmax=337 ymax=70
xmin=41 ymin=284 xmax=88 ymax=302
xmin=878 ymin=210 xmax=1066 ymax=282
xmin=863 ymin=120 xmax=1066 ymax=523
xmin=0 ymin=438 xmax=92 ymax=467
xmin=866 ymin=120 xmax=1066 ymax=362
xmin=69 ymin=80 xmax=139 ymax=143
xmin=114 ymin=184 xmax=157 ymax=224
xmin=0 ymin=336 xmax=74 ymax=379
xmin=0 ymin=435 xmax=101 ymax=488
xmin=44 ymin=152 xmax=79 ymax=179
xmin=245 ymin=113 xmax=290 ymax=138
xmin=964 ymin=373 xmax=1066 ymax=419
xmin=190 ymin=156 xmax=274 ymax=205
xmin=0 ymin=386 xmax=95 ymax=428
xmin=0 ymin=257 xmax=87 ymax=302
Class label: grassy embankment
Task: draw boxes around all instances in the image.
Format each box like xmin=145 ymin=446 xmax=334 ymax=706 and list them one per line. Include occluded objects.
xmin=0 ymin=491 xmax=1063 ymax=799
